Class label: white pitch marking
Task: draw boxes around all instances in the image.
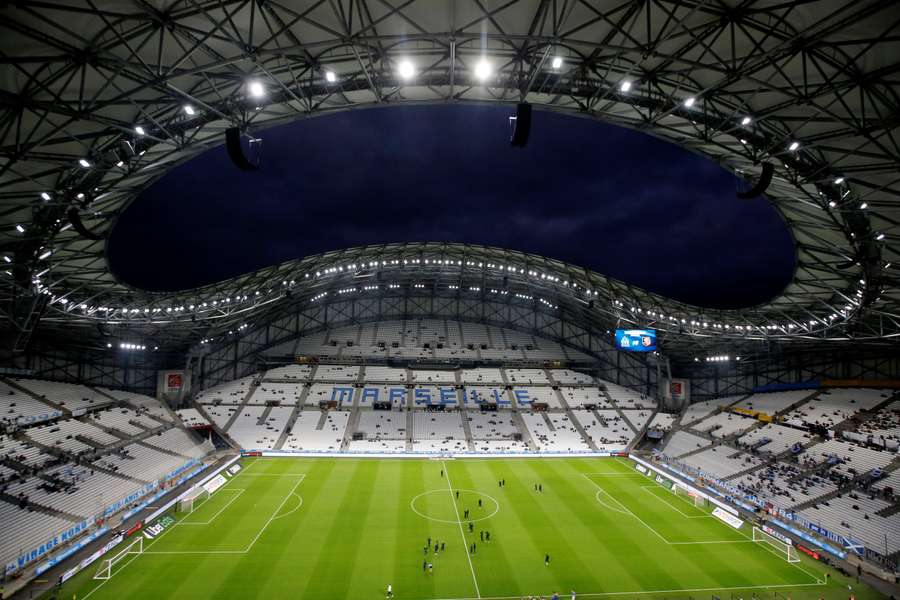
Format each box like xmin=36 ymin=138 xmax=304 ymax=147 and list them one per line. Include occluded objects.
xmin=583 ymin=473 xmax=748 ymax=546
xmin=239 ymin=473 xmax=308 ymax=476
xmin=639 ymin=486 xmax=711 ymax=519
xmin=271 ymin=492 xmax=304 ymax=521
xmin=243 ymin=474 xmax=306 ymax=552
xmin=410 ymin=489 xmax=500 ymax=524
xmin=593 ymin=490 xmax=632 ymax=515
xmin=427 ymin=580 xmax=825 ymax=600
xmin=582 ymin=472 xmax=647 ymax=476
xmin=143 ymin=550 xmax=246 ymax=555
xmin=180 ymin=489 xmax=246 ymax=525
xmin=442 ymin=460 xmax=481 ymax=599
xmin=82 ymin=457 xmax=262 ymax=599
xmin=610 ymin=456 xmax=823 ymax=582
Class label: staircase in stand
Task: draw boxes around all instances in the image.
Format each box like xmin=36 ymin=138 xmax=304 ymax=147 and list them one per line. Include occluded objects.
xmin=341 ymin=405 xmax=362 ymax=451
xmin=193 ymin=403 xmax=240 ymax=449
xmin=556 ymin=390 xmax=598 ymax=451
xmin=598 ymin=381 xmax=639 ymax=436
xmin=275 ymin=396 xmax=308 ymax=451
xmin=406 ymin=406 xmax=415 ymax=451
xmin=222 ymin=382 xmax=259 ymax=432
xmin=511 ymin=410 xmax=538 ymax=451
xmin=459 ymin=403 xmax=476 ymax=451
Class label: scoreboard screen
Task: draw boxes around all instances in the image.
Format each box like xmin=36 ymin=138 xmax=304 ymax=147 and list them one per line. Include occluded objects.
xmin=615 ymin=329 xmax=657 ymax=352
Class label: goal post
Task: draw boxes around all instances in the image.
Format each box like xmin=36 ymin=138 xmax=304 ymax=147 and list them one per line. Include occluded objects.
xmin=94 ymin=536 xmax=143 ymax=580
xmin=178 ymin=487 xmax=209 ymax=514
xmin=672 ymin=484 xmax=708 ymax=509
xmin=752 ymin=526 xmax=800 ymax=563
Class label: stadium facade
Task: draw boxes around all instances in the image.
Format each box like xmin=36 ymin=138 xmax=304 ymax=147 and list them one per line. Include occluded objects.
xmin=1 ymin=2 xmax=899 ymax=598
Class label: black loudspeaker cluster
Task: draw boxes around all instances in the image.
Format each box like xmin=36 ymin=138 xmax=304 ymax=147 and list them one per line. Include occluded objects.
xmin=736 ymin=162 xmax=774 ymax=199
xmin=67 ymin=206 xmax=104 ymax=241
xmin=510 ymin=103 xmax=532 ymax=148
xmin=225 ymin=127 xmax=260 ymax=171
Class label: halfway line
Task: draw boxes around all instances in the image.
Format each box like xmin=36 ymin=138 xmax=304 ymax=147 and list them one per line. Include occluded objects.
xmin=442 ymin=460 xmax=481 ymax=598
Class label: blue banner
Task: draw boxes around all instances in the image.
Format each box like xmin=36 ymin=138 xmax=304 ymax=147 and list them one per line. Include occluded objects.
xmin=34 ymin=527 xmax=109 ymax=576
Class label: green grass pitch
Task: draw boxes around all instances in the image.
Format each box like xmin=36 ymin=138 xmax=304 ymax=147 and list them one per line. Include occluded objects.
xmin=52 ymin=456 xmax=884 ymax=599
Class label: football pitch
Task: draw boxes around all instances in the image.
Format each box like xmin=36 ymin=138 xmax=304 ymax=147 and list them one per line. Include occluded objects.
xmin=52 ymin=456 xmax=883 ymax=600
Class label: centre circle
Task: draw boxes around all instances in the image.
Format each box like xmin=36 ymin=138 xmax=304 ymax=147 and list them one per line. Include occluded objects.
xmin=410 ymin=489 xmax=500 ymax=524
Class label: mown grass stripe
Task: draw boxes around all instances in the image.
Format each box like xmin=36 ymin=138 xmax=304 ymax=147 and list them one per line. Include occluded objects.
xmin=50 ymin=457 xmax=869 ymax=600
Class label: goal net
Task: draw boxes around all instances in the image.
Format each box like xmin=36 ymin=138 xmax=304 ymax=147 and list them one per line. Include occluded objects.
xmin=179 ymin=487 xmax=209 ymax=514
xmin=674 ymin=485 xmax=707 ymax=508
xmin=752 ymin=526 xmax=799 ymax=563
xmin=94 ymin=536 xmax=143 ymax=580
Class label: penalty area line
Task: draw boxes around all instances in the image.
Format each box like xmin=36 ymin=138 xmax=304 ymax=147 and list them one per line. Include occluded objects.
xmin=639 ymin=486 xmax=711 ymax=519
xmin=82 ymin=456 xmax=262 ymax=598
xmin=243 ymin=474 xmax=306 ymax=552
xmin=180 ymin=488 xmax=246 ymax=526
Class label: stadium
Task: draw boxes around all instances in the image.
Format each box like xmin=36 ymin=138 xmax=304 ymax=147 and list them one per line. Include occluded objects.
xmin=1 ymin=1 xmax=899 ymax=599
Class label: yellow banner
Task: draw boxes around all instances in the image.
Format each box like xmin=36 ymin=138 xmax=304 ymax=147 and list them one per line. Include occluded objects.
xmin=727 ymin=406 xmax=774 ymax=423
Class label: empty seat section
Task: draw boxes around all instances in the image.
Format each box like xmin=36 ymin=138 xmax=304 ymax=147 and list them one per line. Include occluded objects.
xmin=282 ymin=410 xmax=350 ymax=452
xmin=0 ymin=382 xmax=62 ymax=427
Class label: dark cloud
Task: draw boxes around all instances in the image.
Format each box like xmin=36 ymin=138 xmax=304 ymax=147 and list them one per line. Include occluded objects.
xmin=108 ymin=104 xmax=794 ymax=309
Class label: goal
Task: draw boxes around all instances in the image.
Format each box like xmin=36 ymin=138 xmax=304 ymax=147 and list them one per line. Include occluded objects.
xmin=94 ymin=536 xmax=143 ymax=580
xmin=674 ymin=485 xmax=707 ymax=508
xmin=752 ymin=526 xmax=800 ymax=562
xmin=179 ymin=487 xmax=209 ymax=514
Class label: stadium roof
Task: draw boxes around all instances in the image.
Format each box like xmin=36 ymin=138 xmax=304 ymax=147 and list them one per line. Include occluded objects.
xmin=1 ymin=0 xmax=899 ymax=356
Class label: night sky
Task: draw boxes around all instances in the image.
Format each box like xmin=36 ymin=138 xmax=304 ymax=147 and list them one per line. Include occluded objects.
xmin=108 ymin=104 xmax=795 ymax=309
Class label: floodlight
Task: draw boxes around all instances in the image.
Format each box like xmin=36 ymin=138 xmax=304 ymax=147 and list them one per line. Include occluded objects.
xmin=184 ymin=105 xmax=195 ymax=115
xmin=40 ymin=192 xmax=51 ymax=201
xmin=325 ymin=71 xmax=336 ymax=83
xmin=551 ymin=56 xmax=562 ymax=69
xmin=741 ymin=116 xmax=751 ymax=126
xmin=248 ymin=80 xmax=265 ymax=98
xmin=788 ymin=141 xmax=800 ymax=151
xmin=78 ymin=159 xmax=91 ymax=168
xmin=834 ymin=177 xmax=845 ymax=185
xmin=619 ymin=80 xmax=632 ymax=92
xmin=474 ymin=60 xmax=492 ymax=81
xmin=135 ymin=126 xmax=146 ymax=136
xmin=398 ymin=60 xmax=415 ymax=80
xmin=683 ymin=96 xmax=696 ymax=108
